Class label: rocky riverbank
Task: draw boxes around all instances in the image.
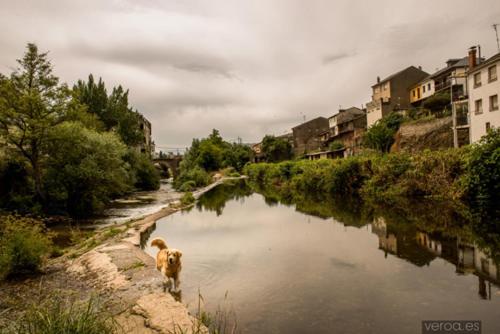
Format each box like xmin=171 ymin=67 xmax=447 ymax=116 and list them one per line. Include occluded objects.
xmin=0 ymin=178 xmax=242 ymax=333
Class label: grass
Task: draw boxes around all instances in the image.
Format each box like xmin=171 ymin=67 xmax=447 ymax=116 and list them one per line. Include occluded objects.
xmin=121 ymin=261 xmax=145 ymax=272
xmin=4 ymin=295 xmax=117 ymax=334
xmin=167 ymin=290 xmax=238 ymax=334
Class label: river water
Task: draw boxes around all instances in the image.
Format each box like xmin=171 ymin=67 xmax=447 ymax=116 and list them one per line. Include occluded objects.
xmin=144 ymin=180 xmax=500 ymax=334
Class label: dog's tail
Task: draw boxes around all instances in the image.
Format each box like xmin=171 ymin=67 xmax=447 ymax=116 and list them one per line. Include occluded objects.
xmin=151 ymin=237 xmax=168 ymax=250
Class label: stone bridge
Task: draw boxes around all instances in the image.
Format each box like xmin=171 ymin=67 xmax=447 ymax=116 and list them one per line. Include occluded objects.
xmin=153 ymin=155 xmax=183 ymax=178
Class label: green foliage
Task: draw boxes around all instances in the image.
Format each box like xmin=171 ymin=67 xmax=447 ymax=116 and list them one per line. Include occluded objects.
xmin=44 ymin=122 xmax=129 ymax=217
xmin=422 ymin=92 xmax=451 ymax=115
xmin=175 ymin=166 xmax=212 ymax=190
xmin=0 ymin=44 xmax=157 ymax=217
xmin=10 ymin=296 xmax=116 ymax=334
xmin=0 ymin=43 xmax=76 ymax=201
xmin=329 ymin=141 xmax=344 ymax=151
xmin=464 ymin=128 xmax=500 ymax=209
xmin=245 ymin=146 xmax=472 ymax=204
xmin=0 ymin=215 xmax=53 ymax=279
xmin=174 ymin=129 xmax=250 ymax=190
xmin=73 ymin=74 xmax=144 ymax=147
xmin=363 ymin=112 xmax=403 ymax=152
xmin=179 ymin=181 xmax=197 ymax=192
xmin=124 ymin=149 xmax=160 ymax=191
xmin=180 ymin=192 xmax=196 ymax=206
xmin=261 ymin=135 xmax=294 ymax=162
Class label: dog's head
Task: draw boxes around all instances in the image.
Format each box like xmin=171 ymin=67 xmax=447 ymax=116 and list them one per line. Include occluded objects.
xmin=167 ymin=249 xmax=182 ymax=266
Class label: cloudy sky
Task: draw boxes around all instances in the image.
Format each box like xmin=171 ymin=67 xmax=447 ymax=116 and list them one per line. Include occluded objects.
xmin=1 ymin=0 xmax=499 ymax=150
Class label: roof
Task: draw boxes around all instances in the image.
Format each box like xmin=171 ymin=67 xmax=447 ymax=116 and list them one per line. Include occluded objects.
xmin=328 ymin=107 xmax=365 ymax=124
xmin=467 ymin=52 xmax=500 ymax=75
xmin=429 ymin=57 xmax=469 ymax=79
xmin=292 ymin=117 xmax=328 ymax=130
xmin=372 ymin=66 xmax=428 ymax=88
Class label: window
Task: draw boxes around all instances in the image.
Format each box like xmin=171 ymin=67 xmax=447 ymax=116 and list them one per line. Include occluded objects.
xmin=383 ymin=83 xmax=388 ymax=91
xmin=490 ymin=95 xmax=499 ymax=111
xmin=475 ymin=99 xmax=483 ymax=114
xmin=374 ymin=87 xmax=379 ymax=94
xmin=423 ymin=85 xmax=426 ymax=93
xmin=488 ymin=65 xmax=497 ymax=82
xmin=474 ymin=72 xmax=482 ymax=88
xmin=486 ymin=122 xmax=491 ymax=132
xmin=428 ymin=83 xmax=431 ymax=91
xmin=412 ymin=90 xmax=416 ymax=97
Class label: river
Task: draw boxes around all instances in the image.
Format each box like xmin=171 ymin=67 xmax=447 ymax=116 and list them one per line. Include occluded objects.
xmin=143 ymin=179 xmax=500 ymax=334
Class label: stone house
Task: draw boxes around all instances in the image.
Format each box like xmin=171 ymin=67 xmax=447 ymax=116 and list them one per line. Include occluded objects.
xmin=291 ymin=117 xmax=329 ymax=156
xmin=137 ymin=113 xmax=154 ymax=156
xmin=322 ymin=107 xmax=367 ymax=156
xmin=366 ymin=66 xmax=429 ymax=127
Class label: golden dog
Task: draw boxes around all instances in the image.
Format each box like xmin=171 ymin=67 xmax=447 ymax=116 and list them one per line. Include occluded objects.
xmin=151 ymin=237 xmax=182 ymax=291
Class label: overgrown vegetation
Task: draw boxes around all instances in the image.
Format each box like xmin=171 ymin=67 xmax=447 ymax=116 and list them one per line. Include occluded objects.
xmin=363 ymin=112 xmax=404 ymax=152
xmin=180 ymin=192 xmax=196 ymax=206
xmin=0 ymin=43 xmax=159 ymax=218
xmin=0 ymin=215 xmax=53 ymax=279
xmin=174 ymin=129 xmax=251 ymax=191
xmin=6 ymin=295 xmax=116 ymax=334
xmin=261 ymin=135 xmax=294 ymax=162
xmin=244 ymin=129 xmax=500 ymax=210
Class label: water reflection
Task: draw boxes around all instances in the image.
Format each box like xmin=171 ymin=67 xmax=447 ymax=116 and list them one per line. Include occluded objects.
xmin=144 ymin=180 xmax=500 ymax=334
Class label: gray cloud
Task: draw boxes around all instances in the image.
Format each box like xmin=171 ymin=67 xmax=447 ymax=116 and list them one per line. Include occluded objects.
xmin=1 ymin=0 xmax=499 ymax=149
xmin=322 ymin=52 xmax=354 ymax=65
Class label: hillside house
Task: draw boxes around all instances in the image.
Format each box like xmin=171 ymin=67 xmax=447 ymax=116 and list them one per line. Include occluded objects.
xmin=467 ymin=48 xmax=500 ymax=143
xmin=292 ymin=117 xmax=329 ymax=155
xmin=366 ymin=66 xmax=429 ymax=127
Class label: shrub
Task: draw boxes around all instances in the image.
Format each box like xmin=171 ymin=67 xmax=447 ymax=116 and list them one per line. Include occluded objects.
xmin=0 ymin=215 xmax=53 ymax=279
xmin=174 ymin=166 xmax=211 ymax=190
xmin=10 ymin=296 xmax=116 ymax=334
xmin=180 ymin=192 xmax=196 ymax=206
xmin=463 ymin=128 xmax=500 ymax=208
xmin=179 ymin=181 xmax=196 ymax=192
xmin=329 ymin=141 xmax=344 ymax=151
xmin=124 ymin=150 xmax=160 ymax=191
xmin=363 ymin=112 xmax=404 ymax=152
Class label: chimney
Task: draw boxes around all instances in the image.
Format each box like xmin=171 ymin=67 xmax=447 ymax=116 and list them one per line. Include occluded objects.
xmin=477 ymin=45 xmax=482 ymax=64
xmin=377 ymin=76 xmax=380 ymax=83
xmin=468 ymin=46 xmax=477 ymax=69
xmin=418 ymin=66 xmax=422 ymax=70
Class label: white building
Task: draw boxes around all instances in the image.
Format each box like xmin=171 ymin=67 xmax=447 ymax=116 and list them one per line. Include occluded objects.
xmin=467 ymin=50 xmax=500 ymax=143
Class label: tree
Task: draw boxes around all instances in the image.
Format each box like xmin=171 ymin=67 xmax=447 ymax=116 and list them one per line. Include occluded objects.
xmin=261 ymin=135 xmax=294 ymax=162
xmin=0 ymin=43 xmax=73 ymax=201
xmin=363 ymin=112 xmax=403 ymax=152
xmin=44 ymin=122 xmax=129 ymax=217
xmin=73 ymin=76 xmax=143 ymax=147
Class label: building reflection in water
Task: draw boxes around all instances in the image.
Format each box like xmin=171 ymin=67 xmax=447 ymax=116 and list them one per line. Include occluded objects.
xmin=371 ymin=216 xmax=499 ymax=300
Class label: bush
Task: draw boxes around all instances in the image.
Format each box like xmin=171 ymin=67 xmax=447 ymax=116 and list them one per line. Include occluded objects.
xmin=10 ymin=296 xmax=116 ymax=334
xmin=464 ymin=128 xmax=500 ymax=208
xmin=44 ymin=122 xmax=130 ymax=217
xmin=179 ymin=181 xmax=196 ymax=192
xmin=180 ymin=192 xmax=196 ymax=206
xmin=124 ymin=150 xmax=160 ymax=191
xmin=0 ymin=215 xmax=53 ymax=279
xmin=174 ymin=166 xmax=211 ymax=190
xmin=329 ymin=141 xmax=345 ymax=151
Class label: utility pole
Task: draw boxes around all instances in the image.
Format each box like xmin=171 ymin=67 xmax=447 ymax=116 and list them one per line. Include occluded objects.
xmin=494 ymin=24 xmax=500 ymax=52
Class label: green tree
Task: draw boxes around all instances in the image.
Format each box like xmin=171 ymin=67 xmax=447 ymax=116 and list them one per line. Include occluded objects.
xmin=261 ymin=135 xmax=294 ymax=162
xmin=363 ymin=112 xmax=403 ymax=152
xmin=464 ymin=128 xmax=500 ymax=209
xmin=44 ymin=122 xmax=129 ymax=217
xmin=0 ymin=43 xmax=74 ymax=201
xmin=422 ymin=92 xmax=451 ymax=115
xmin=73 ymin=76 xmax=143 ymax=147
